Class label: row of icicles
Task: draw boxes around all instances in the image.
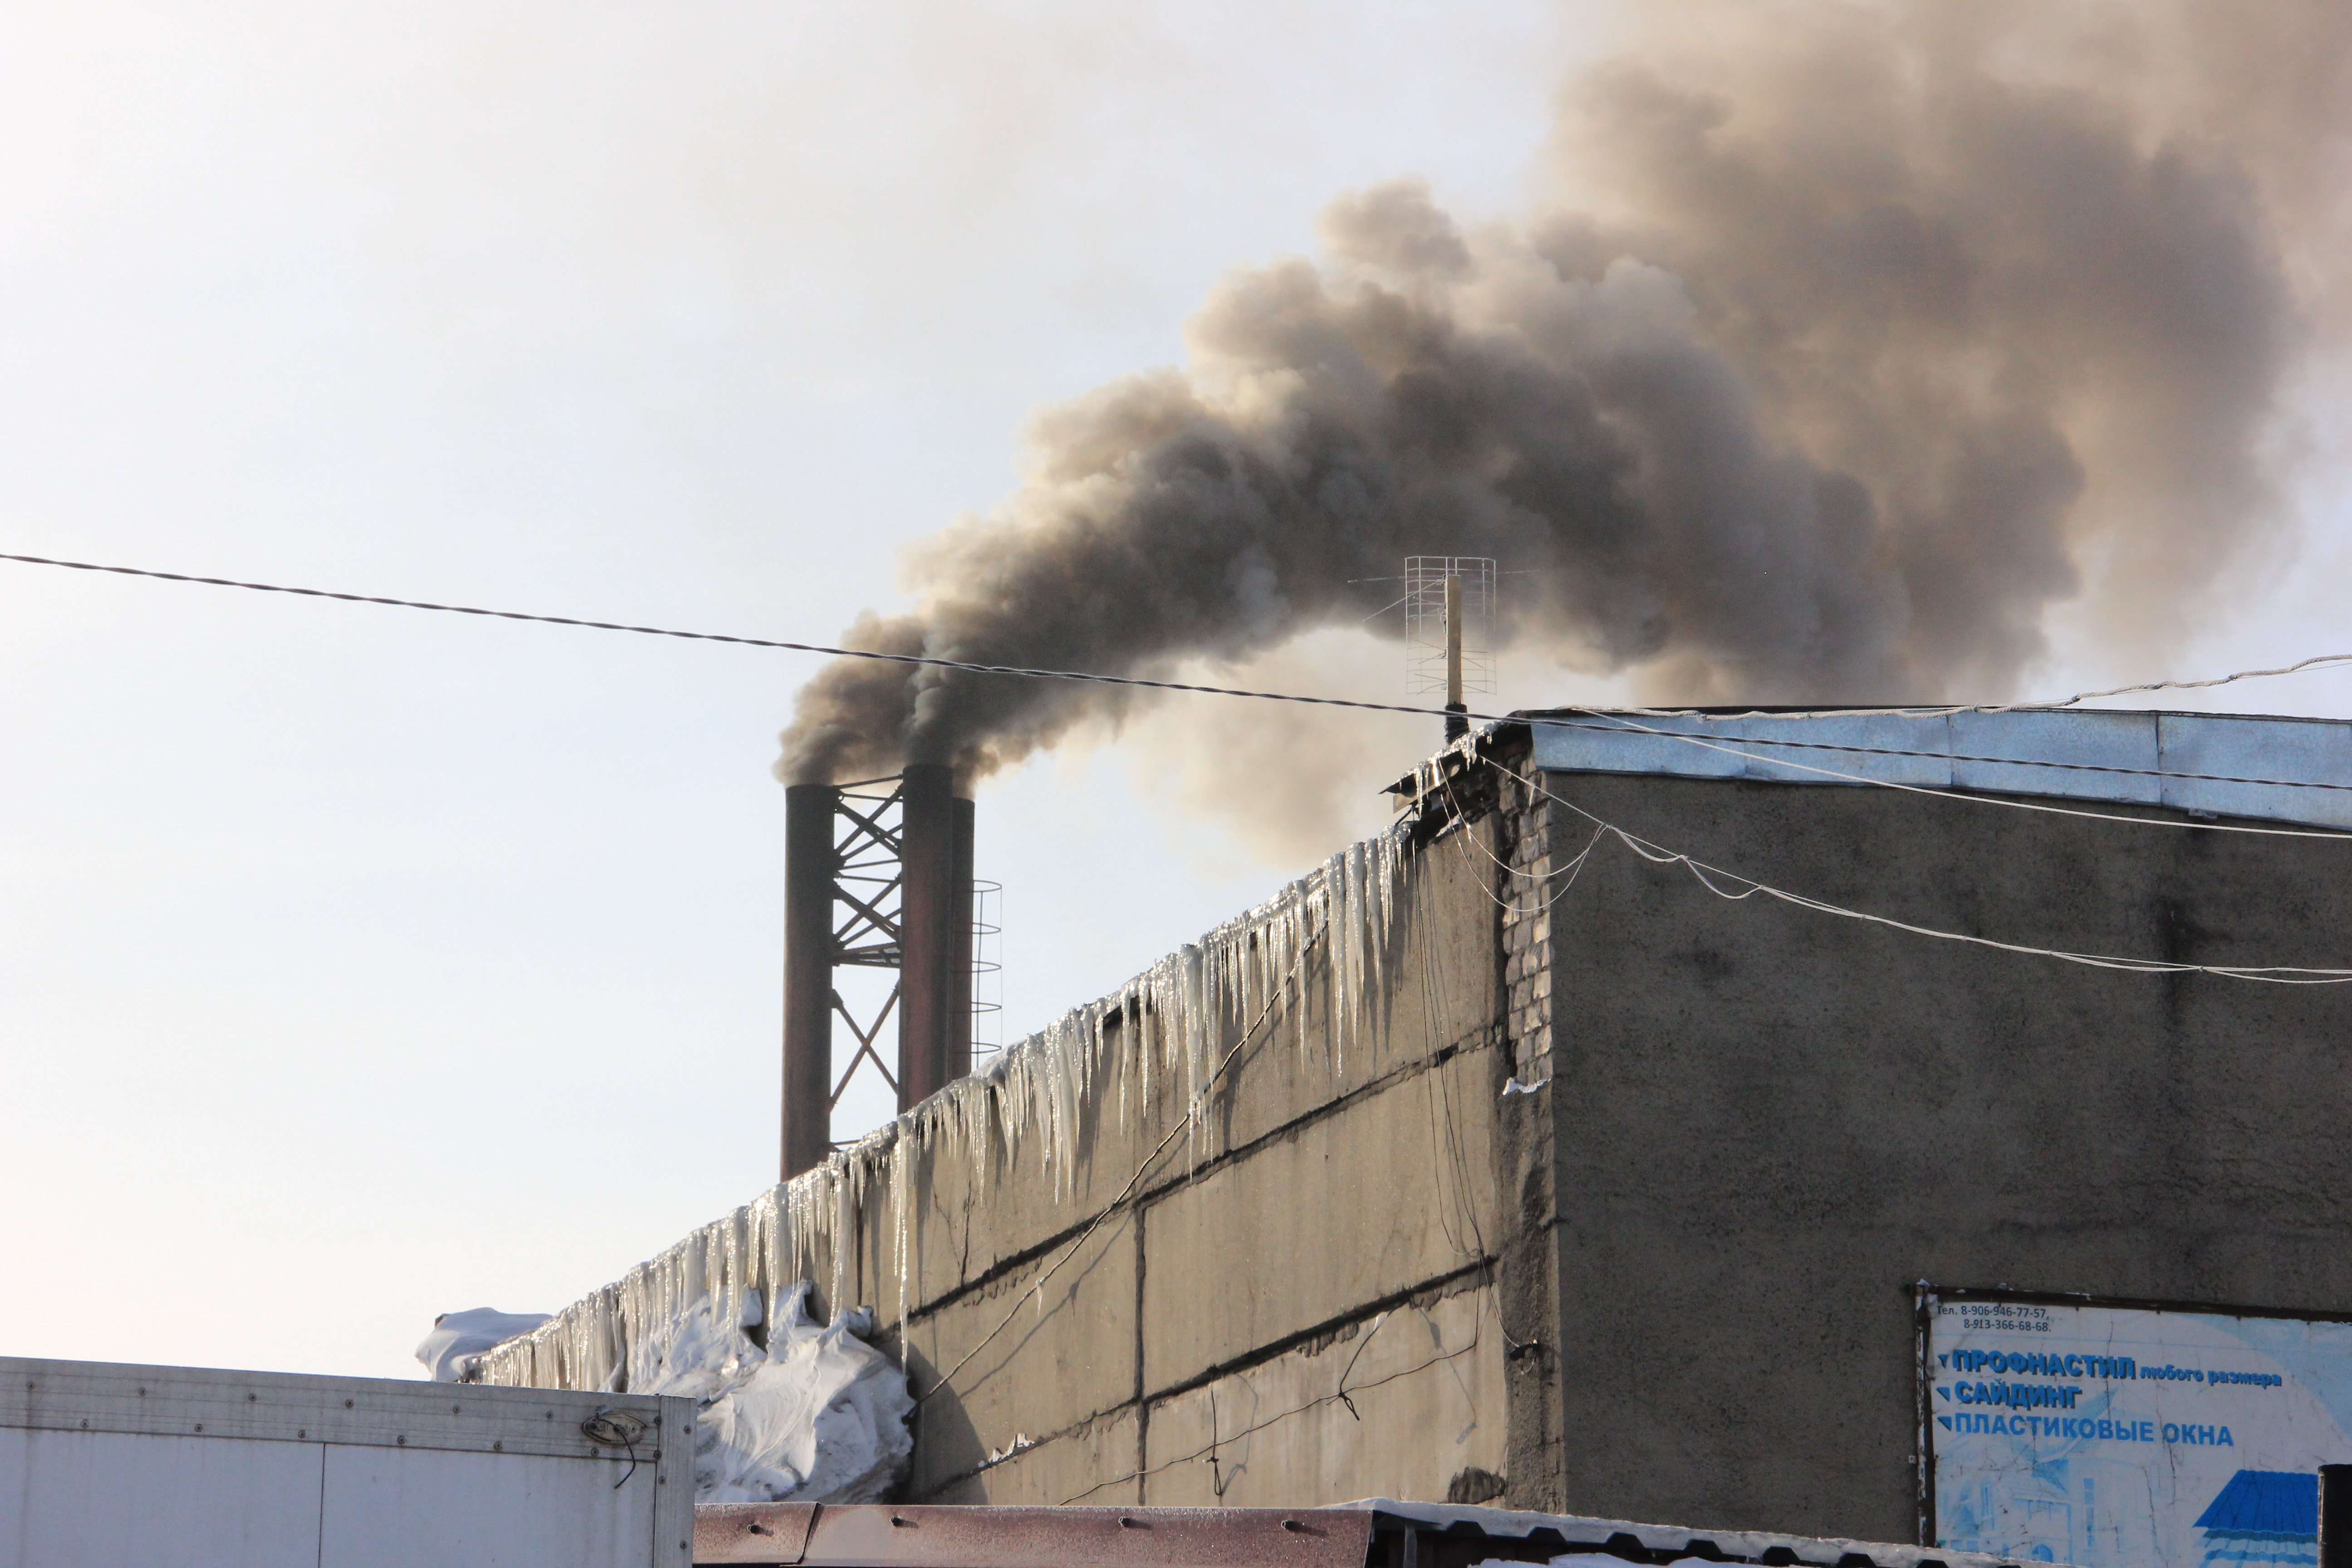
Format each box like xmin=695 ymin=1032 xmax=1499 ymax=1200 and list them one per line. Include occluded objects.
xmin=475 ymin=823 xmax=1410 ymax=1394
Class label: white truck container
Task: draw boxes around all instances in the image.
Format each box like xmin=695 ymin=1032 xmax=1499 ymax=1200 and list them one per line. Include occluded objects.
xmin=1 ymin=1355 xmax=693 ymax=1568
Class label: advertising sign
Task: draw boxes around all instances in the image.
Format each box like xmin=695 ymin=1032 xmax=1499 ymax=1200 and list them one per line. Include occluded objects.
xmin=1923 ymin=1291 xmax=2352 ymax=1566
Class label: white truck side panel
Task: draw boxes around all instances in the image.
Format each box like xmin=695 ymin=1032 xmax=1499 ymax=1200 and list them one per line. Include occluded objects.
xmin=320 ymin=1445 xmax=659 ymax=1568
xmin=0 ymin=1357 xmax=694 ymax=1568
xmin=2 ymin=1429 xmax=323 ymax=1568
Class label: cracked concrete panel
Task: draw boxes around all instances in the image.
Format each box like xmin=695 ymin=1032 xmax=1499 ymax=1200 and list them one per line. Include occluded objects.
xmin=1139 ymin=1048 xmax=1498 ymax=1396
xmin=1139 ymin=1286 xmax=1504 ymax=1507
xmin=916 ymin=1406 xmax=1142 ymax=1505
xmin=897 ymin=1206 xmax=1138 ymax=1500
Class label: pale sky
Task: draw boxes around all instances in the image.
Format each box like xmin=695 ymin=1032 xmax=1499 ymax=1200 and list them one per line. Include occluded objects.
xmin=2 ymin=1 xmax=2347 ymax=1383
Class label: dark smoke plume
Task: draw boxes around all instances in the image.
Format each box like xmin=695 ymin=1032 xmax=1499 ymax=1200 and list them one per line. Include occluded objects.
xmin=779 ymin=1 xmax=2351 ymax=795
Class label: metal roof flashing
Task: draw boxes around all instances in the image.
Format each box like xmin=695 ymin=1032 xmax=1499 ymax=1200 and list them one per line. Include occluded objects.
xmin=1521 ymin=707 xmax=2352 ymax=832
xmin=1343 ymin=1500 xmax=2065 ymax=1568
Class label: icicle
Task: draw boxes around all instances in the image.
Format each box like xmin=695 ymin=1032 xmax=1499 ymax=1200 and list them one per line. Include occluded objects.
xmin=480 ymin=820 xmax=1411 ymax=1399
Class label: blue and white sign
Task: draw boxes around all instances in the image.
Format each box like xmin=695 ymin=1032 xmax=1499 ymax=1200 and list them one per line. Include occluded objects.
xmin=1927 ymin=1296 xmax=2352 ymax=1567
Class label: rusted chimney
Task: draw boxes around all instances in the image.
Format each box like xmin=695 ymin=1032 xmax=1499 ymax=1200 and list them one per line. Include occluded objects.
xmin=896 ymin=763 xmax=959 ymax=1110
xmin=780 ymin=782 xmax=839 ymax=1181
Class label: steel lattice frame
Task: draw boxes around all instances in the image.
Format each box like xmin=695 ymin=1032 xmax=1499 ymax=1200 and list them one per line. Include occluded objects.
xmin=827 ymin=778 xmax=907 ymax=1117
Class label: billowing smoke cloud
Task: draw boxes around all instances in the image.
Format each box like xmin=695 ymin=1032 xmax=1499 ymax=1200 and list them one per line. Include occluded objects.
xmin=779 ymin=1 xmax=2350 ymax=798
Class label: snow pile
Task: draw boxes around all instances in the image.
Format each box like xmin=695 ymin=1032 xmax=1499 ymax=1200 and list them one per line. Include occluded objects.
xmin=416 ymin=1308 xmax=554 ymax=1382
xmin=637 ymin=1280 xmax=911 ymax=1504
xmin=422 ymin=1285 xmax=906 ymax=1501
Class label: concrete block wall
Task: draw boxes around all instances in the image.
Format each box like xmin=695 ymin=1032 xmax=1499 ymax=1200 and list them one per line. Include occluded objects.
xmin=1134 ymin=1279 xmax=1502 ymax=1507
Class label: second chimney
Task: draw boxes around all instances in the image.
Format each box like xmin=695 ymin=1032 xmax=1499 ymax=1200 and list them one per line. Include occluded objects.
xmin=897 ymin=763 xmax=970 ymax=1109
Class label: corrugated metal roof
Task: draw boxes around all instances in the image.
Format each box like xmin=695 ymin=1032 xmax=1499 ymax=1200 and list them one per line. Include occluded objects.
xmin=2192 ymin=1470 xmax=2318 ymax=1535
xmin=1348 ymin=1499 xmax=2053 ymax=1568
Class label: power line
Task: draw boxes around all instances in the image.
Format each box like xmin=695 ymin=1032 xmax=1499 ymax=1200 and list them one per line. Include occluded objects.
xmin=6 ymin=548 xmax=2351 ymax=839
xmin=10 ymin=545 xmax=2350 ymax=729
xmin=2023 ymin=653 xmax=2352 ymax=709
xmin=1499 ymin=767 xmax=2352 ymax=985
xmin=1416 ymin=758 xmax=2352 ymax=978
xmin=1433 ymin=769 xmax=1611 ymax=911
xmin=0 ymin=550 xmax=1509 ymax=727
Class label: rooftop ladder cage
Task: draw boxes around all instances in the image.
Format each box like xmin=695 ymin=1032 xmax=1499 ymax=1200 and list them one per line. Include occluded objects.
xmin=970 ymin=880 xmax=1003 ymax=1060
xmin=1405 ymin=556 xmax=1497 ymax=699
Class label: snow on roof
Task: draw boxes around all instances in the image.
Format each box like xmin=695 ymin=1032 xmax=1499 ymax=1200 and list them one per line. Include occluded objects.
xmin=1523 ymin=708 xmax=2352 ymax=831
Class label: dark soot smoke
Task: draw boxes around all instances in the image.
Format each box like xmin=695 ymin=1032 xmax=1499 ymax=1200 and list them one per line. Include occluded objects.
xmin=780 ymin=2 xmax=2351 ymax=790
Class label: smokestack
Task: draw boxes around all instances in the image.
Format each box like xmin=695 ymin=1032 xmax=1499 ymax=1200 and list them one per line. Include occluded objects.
xmin=896 ymin=763 xmax=962 ymax=1111
xmin=781 ymin=783 xmax=838 ymax=1181
xmin=1443 ymin=573 xmax=1467 ymax=743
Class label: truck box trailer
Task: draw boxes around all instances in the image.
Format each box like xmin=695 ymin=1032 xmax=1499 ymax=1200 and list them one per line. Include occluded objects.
xmin=1 ymin=1354 xmax=692 ymax=1567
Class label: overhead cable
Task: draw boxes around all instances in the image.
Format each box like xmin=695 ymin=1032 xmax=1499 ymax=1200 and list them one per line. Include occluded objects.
xmin=0 ymin=550 xmax=1544 ymax=727
xmin=5 ymin=549 xmax=2351 ymax=841
xmin=1504 ymin=769 xmax=2352 ymax=985
xmin=8 ymin=549 xmax=2346 ymax=983
xmin=2023 ymin=652 xmax=2352 ymax=709
xmin=1433 ymin=770 xmax=1612 ymax=911
xmin=1418 ymin=763 xmax=2352 ymax=978
xmin=8 ymin=548 xmax=2347 ymax=728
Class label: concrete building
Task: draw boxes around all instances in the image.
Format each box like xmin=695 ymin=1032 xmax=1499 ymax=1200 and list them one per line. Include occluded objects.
xmin=479 ymin=706 xmax=2352 ymax=1545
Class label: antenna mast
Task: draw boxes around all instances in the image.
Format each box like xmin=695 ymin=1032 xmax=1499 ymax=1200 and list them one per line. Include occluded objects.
xmin=1443 ymin=573 xmax=1466 ymax=740
xmin=1405 ymin=556 xmax=1494 ymax=745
